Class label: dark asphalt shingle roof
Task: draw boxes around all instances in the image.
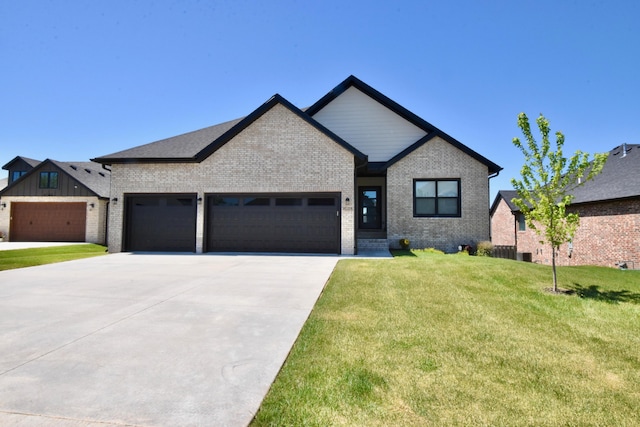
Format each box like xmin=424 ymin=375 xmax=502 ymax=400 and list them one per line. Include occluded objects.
xmin=92 ymin=77 xmax=501 ymax=175
xmin=95 ymin=118 xmax=243 ymax=161
xmin=570 ymin=144 xmax=639 ymax=204
xmin=0 ymin=159 xmax=111 ymax=198
xmin=51 ymin=160 xmax=111 ymax=198
xmin=493 ymin=144 xmax=640 ymax=213
xmin=492 ymin=190 xmax=520 ymax=214
xmin=2 ymin=156 xmax=41 ymax=170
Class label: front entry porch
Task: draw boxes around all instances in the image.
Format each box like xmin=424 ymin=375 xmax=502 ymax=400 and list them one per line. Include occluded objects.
xmin=356 ymin=176 xmax=388 ymax=252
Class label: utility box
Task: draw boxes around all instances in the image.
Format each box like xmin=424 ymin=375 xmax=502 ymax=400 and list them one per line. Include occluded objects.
xmin=517 ymin=252 xmax=532 ymax=262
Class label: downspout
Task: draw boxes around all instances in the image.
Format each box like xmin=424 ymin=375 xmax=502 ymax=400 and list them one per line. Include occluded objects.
xmin=513 ymin=211 xmax=518 ymax=251
xmin=104 ymin=199 xmax=110 ymax=248
xmin=488 ymin=170 xmax=500 ymax=243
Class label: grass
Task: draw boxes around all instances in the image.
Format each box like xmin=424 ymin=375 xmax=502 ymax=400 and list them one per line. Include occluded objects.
xmin=252 ymin=251 xmax=640 ymax=426
xmin=0 ymin=244 xmax=108 ymax=271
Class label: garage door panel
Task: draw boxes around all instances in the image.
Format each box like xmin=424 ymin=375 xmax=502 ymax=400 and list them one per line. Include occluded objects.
xmin=125 ymin=195 xmax=196 ymax=252
xmin=207 ymin=194 xmax=340 ymax=253
xmin=10 ymin=202 xmax=86 ymax=242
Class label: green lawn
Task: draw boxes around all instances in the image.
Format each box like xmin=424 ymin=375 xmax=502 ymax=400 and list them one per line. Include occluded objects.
xmin=0 ymin=244 xmax=108 ymax=271
xmin=252 ymin=252 xmax=640 ymax=426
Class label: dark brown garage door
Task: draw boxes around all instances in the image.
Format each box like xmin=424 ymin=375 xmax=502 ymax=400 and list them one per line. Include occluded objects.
xmin=125 ymin=194 xmax=197 ymax=252
xmin=10 ymin=202 xmax=86 ymax=242
xmin=206 ymin=193 xmax=340 ymax=254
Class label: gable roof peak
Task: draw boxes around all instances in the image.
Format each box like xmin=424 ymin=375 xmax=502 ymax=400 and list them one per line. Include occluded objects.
xmin=2 ymin=155 xmax=41 ymax=170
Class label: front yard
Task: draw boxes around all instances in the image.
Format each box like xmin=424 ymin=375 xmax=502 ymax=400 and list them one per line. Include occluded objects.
xmin=252 ymin=252 xmax=640 ymax=426
xmin=0 ymin=244 xmax=107 ymax=271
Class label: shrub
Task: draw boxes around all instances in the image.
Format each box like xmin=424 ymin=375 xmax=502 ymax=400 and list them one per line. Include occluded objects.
xmin=476 ymin=241 xmax=493 ymax=257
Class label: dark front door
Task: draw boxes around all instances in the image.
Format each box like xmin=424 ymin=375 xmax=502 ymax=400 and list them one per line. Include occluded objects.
xmin=358 ymin=187 xmax=382 ymax=230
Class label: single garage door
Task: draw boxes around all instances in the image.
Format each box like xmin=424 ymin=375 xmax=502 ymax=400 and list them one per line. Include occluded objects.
xmin=10 ymin=202 xmax=86 ymax=242
xmin=207 ymin=193 xmax=340 ymax=253
xmin=125 ymin=194 xmax=197 ymax=252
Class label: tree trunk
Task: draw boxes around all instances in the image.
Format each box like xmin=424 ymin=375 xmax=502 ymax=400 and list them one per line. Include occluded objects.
xmin=551 ymin=244 xmax=558 ymax=293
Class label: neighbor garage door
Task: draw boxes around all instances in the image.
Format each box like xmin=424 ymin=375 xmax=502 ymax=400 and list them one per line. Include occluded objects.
xmin=125 ymin=194 xmax=197 ymax=252
xmin=10 ymin=202 xmax=86 ymax=242
xmin=206 ymin=193 xmax=340 ymax=253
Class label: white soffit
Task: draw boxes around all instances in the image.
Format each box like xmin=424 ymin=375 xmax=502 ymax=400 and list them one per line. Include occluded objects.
xmin=311 ymin=87 xmax=428 ymax=162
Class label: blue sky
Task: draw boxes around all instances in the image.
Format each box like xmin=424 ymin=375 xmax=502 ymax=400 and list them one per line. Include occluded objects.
xmin=2 ymin=0 xmax=638 ymax=201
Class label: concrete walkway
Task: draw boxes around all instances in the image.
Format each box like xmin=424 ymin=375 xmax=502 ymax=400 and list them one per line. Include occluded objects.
xmin=0 ymin=253 xmax=341 ymax=426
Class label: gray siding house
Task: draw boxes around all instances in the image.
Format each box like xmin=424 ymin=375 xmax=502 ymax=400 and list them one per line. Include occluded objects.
xmin=0 ymin=158 xmax=110 ymax=244
xmin=93 ymin=76 xmax=501 ymax=254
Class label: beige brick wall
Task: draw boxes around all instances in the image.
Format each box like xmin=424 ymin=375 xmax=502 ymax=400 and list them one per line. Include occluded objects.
xmin=387 ymin=136 xmax=491 ymax=252
xmin=108 ymin=103 xmax=356 ymax=254
xmin=0 ymin=196 xmax=107 ymax=244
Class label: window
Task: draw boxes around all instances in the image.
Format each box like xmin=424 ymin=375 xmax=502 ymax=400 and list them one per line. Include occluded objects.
xmin=212 ymin=196 xmax=239 ymax=206
xmin=414 ymin=179 xmax=460 ymax=217
xmin=308 ymin=197 xmax=335 ymax=206
xmin=359 ymin=187 xmax=382 ymax=229
xmin=275 ymin=198 xmax=302 ymax=206
xmin=244 ymin=197 xmax=270 ymax=206
xmin=11 ymin=171 xmax=26 ymax=182
xmin=517 ymin=213 xmax=526 ymax=231
xmin=39 ymin=172 xmax=59 ymax=189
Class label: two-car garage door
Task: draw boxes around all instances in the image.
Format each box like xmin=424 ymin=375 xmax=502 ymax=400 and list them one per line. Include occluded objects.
xmin=124 ymin=193 xmax=341 ymax=253
xmin=10 ymin=202 xmax=86 ymax=242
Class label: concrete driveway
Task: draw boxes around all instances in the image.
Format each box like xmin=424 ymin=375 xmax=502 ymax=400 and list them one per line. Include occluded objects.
xmin=0 ymin=253 xmax=340 ymax=426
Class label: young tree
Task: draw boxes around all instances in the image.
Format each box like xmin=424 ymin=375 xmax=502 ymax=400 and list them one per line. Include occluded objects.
xmin=510 ymin=113 xmax=607 ymax=292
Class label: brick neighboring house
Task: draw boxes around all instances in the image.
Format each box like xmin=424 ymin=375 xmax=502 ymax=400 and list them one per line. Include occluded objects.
xmin=93 ymin=75 xmax=502 ymax=254
xmin=0 ymin=157 xmax=110 ymax=244
xmin=491 ymin=144 xmax=640 ymax=268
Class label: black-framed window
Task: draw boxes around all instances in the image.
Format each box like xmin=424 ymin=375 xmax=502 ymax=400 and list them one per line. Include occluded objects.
xmin=11 ymin=171 xmax=26 ymax=182
xmin=414 ymin=179 xmax=460 ymax=217
xmin=39 ymin=172 xmax=59 ymax=189
xmin=517 ymin=213 xmax=526 ymax=231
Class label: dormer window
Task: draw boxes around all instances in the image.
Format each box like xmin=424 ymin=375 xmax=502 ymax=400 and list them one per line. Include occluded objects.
xmin=11 ymin=171 xmax=26 ymax=182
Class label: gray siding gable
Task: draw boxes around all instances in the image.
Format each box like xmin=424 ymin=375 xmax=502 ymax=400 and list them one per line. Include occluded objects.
xmin=0 ymin=159 xmax=110 ymax=198
xmin=2 ymin=156 xmax=41 ymax=184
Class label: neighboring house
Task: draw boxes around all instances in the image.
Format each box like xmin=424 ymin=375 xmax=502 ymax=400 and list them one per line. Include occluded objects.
xmin=93 ymin=75 xmax=502 ymax=254
xmin=0 ymin=158 xmax=111 ymax=244
xmin=491 ymin=144 xmax=640 ymax=268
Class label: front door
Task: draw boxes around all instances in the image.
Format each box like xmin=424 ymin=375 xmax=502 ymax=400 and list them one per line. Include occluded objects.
xmin=358 ymin=186 xmax=382 ymax=229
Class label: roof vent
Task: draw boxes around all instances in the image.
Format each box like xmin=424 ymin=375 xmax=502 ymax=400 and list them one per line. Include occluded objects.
xmin=70 ymin=165 xmax=77 ymax=170
xmin=98 ymin=172 xmax=105 ymax=177
xmin=622 ymin=143 xmax=627 ymax=158
xmin=85 ymin=168 xmax=92 ymax=173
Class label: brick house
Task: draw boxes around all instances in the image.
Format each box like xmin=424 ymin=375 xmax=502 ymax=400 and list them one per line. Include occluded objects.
xmin=93 ymin=76 xmax=502 ymax=254
xmin=491 ymin=144 xmax=640 ymax=268
xmin=0 ymin=157 xmax=110 ymax=244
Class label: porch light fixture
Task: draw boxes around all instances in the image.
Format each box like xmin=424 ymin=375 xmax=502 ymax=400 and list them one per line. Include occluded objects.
xmin=197 ymin=197 xmax=203 ymax=204
xmin=0 ymin=202 xmax=5 ymax=209
xmin=89 ymin=203 xmax=95 ymax=210
xmin=112 ymin=197 xmax=118 ymax=203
